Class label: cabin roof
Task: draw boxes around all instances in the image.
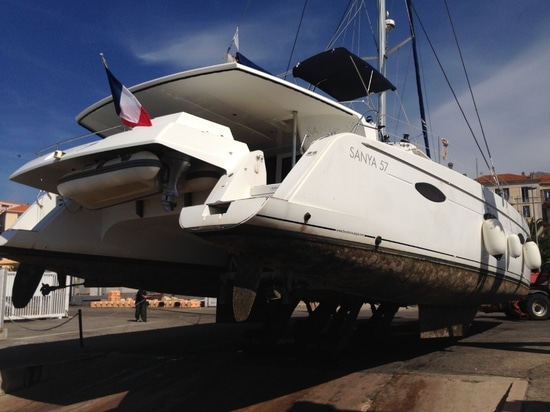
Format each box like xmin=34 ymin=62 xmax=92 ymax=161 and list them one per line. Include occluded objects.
xmin=76 ymin=62 xmax=364 ymax=152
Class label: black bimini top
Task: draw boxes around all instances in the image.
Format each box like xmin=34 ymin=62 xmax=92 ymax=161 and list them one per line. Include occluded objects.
xmin=293 ymin=47 xmax=396 ymax=101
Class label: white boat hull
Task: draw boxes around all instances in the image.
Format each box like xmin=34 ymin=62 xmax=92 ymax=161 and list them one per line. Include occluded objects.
xmin=180 ymin=131 xmax=532 ymax=304
xmin=0 ymin=193 xmax=229 ymax=296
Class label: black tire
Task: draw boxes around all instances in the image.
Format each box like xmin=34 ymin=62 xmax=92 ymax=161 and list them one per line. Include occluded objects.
xmin=524 ymin=294 xmax=550 ymax=320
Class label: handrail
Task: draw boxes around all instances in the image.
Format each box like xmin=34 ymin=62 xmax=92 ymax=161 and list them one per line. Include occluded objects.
xmin=34 ymin=125 xmax=124 ymax=157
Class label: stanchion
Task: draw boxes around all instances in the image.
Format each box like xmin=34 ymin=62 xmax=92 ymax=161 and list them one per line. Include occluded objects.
xmin=78 ymin=309 xmax=84 ymax=348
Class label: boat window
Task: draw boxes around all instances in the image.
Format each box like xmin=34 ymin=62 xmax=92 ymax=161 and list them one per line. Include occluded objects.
xmin=265 ymin=153 xmax=302 ymax=184
xmin=281 ymin=155 xmax=301 ymax=181
xmin=265 ymin=156 xmax=277 ymax=184
xmin=415 ymin=182 xmax=446 ymax=203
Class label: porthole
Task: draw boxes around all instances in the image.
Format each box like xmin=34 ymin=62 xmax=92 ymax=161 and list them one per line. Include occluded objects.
xmin=415 ymin=182 xmax=446 ymax=203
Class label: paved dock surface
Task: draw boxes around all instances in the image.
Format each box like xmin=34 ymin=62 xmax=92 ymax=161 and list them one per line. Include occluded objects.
xmin=0 ymin=305 xmax=549 ymax=411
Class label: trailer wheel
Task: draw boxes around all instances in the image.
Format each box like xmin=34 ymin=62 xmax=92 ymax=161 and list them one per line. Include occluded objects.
xmin=524 ymin=294 xmax=550 ymax=320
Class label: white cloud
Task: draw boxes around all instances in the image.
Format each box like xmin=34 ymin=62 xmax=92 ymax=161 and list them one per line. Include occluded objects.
xmin=127 ymin=10 xmax=313 ymax=74
xmin=135 ymin=31 xmax=229 ymax=68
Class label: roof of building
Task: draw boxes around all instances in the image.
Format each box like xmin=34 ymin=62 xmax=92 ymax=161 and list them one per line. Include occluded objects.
xmin=476 ymin=173 xmax=535 ymax=185
xmin=8 ymin=204 xmax=29 ymax=213
xmin=0 ymin=201 xmax=29 ymax=214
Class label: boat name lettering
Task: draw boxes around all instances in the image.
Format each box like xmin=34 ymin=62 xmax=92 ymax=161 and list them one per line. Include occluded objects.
xmin=349 ymin=146 xmax=388 ymax=171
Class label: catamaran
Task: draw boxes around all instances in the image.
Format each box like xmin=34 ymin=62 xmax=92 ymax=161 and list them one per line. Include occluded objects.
xmin=0 ymin=0 xmax=541 ymax=341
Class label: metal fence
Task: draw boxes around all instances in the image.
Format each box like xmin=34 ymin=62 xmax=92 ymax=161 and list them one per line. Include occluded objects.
xmin=1 ymin=268 xmax=69 ymax=320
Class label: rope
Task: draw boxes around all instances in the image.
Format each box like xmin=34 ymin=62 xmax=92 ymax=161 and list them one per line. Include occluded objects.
xmin=7 ymin=311 xmax=79 ymax=332
xmin=327 ymin=0 xmax=371 ymax=51
xmin=284 ymin=0 xmax=309 ymax=80
xmin=443 ymin=0 xmax=499 ymax=185
xmin=5 ymin=304 xmax=210 ymax=334
xmin=409 ymin=2 xmax=491 ymax=171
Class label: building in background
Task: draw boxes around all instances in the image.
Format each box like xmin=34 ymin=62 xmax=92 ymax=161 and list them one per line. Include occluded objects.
xmin=0 ymin=201 xmax=29 ymax=268
xmin=540 ymin=174 xmax=550 ymax=233
xmin=0 ymin=201 xmax=29 ymax=234
xmin=477 ymin=173 xmax=550 ymax=238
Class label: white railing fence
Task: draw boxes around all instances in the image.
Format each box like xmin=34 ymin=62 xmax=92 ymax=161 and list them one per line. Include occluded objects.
xmin=1 ymin=268 xmax=69 ymax=321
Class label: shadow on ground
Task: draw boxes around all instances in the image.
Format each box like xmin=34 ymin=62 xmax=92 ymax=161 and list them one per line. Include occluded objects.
xmin=0 ymin=316 xmax=503 ymax=410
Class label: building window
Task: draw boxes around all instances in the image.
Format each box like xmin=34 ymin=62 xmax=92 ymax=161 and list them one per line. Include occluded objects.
xmin=521 ymin=187 xmax=531 ymax=203
xmin=544 ymin=189 xmax=550 ymax=201
xmin=523 ymin=205 xmax=531 ymax=217
xmin=502 ymin=188 xmax=510 ymax=200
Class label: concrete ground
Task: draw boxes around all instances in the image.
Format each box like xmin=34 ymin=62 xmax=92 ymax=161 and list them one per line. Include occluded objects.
xmin=0 ymin=305 xmax=549 ymax=411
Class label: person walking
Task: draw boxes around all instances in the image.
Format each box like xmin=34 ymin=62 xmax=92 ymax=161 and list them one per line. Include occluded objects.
xmin=135 ymin=289 xmax=148 ymax=322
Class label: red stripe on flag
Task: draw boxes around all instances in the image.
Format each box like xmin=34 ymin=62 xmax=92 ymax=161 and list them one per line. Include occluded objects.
xmin=118 ymin=85 xmax=152 ymax=127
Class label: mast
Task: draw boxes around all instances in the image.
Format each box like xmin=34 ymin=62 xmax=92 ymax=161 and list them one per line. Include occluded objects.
xmin=377 ymin=0 xmax=387 ymax=141
xmin=406 ymin=0 xmax=431 ymax=158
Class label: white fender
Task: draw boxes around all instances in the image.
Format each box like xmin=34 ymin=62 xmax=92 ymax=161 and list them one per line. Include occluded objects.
xmin=482 ymin=218 xmax=506 ymax=257
xmin=523 ymin=241 xmax=542 ymax=270
xmin=507 ymin=234 xmax=522 ymax=258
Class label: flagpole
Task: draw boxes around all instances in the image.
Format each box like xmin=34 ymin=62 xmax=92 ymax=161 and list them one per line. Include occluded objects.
xmin=99 ymin=52 xmax=108 ymax=69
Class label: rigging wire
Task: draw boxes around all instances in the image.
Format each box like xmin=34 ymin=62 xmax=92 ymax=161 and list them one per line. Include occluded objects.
xmin=289 ymin=0 xmax=488 ymax=174
xmin=443 ymin=0 xmax=499 ymax=185
xmin=326 ymin=0 xmax=366 ymax=50
xmin=284 ymin=0 xmax=309 ymax=79
xmin=361 ymin=0 xmax=378 ymax=53
xmin=226 ymin=0 xmax=252 ymax=52
xmin=326 ymin=0 xmax=354 ymax=49
xmin=409 ymin=2 xmax=491 ymax=172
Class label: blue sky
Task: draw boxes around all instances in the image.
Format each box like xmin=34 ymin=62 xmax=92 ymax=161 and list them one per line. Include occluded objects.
xmin=1 ymin=0 xmax=549 ymax=203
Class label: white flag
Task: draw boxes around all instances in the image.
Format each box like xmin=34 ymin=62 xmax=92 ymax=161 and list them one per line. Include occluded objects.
xmin=232 ymin=27 xmax=239 ymax=51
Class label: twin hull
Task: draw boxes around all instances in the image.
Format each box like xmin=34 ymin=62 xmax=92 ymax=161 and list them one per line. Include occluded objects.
xmin=180 ymin=132 xmax=531 ymax=305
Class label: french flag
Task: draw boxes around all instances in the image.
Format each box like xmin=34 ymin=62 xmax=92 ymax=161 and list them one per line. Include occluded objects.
xmin=104 ymin=66 xmax=152 ymax=128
